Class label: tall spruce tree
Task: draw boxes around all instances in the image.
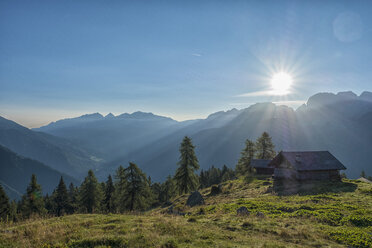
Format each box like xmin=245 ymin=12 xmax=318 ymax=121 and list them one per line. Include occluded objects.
xmin=0 ymin=184 xmax=10 ymax=221
xmin=121 ymin=162 xmax=152 ymax=211
xmin=54 ymin=177 xmax=69 ymax=216
xmin=236 ymin=139 xmax=256 ymax=176
xmin=79 ymin=170 xmax=103 ymax=213
xmin=174 ymin=136 xmax=200 ymax=194
xmin=256 ymin=132 xmax=276 ymax=159
xmin=104 ymin=175 xmax=115 ymax=213
xmin=21 ymin=174 xmax=46 ymax=217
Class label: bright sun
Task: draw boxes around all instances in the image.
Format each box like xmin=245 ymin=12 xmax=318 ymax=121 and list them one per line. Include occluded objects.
xmin=271 ymin=72 xmax=292 ymax=95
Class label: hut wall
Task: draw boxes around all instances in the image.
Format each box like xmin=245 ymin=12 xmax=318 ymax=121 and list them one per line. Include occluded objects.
xmin=274 ymin=168 xmax=297 ymax=179
xmin=297 ymin=170 xmax=340 ymax=181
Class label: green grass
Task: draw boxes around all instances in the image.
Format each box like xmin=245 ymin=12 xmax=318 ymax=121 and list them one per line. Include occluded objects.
xmin=1 ymin=178 xmax=371 ymax=248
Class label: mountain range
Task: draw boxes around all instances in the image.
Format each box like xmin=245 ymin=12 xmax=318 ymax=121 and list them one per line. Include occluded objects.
xmin=0 ymin=145 xmax=78 ymax=200
xmin=1 ymin=91 xmax=371 ymax=196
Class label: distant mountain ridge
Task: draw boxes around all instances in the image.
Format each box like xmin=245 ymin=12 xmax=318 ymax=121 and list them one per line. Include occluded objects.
xmin=1 ymin=90 xmax=371 ymax=185
xmin=0 ymin=116 xmax=101 ymax=178
xmin=0 ymin=145 xmax=78 ymax=200
xmin=34 ymin=111 xmax=182 ymax=161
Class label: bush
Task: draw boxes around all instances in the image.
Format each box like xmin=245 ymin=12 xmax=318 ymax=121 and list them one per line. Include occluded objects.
xmin=329 ymin=229 xmax=372 ymax=248
xmin=187 ymin=217 xmax=197 ymax=223
xmin=342 ymin=215 xmax=372 ymax=227
xmin=161 ymin=239 xmax=178 ymax=248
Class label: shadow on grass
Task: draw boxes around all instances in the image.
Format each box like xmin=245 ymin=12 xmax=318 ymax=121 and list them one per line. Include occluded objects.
xmin=270 ymin=180 xmax=358 ymax=196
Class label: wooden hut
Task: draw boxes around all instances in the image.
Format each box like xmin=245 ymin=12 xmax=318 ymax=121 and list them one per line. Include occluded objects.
xmin=251 ymin=159 xmax=274 ymax=175
xmin=268 ymin=151 xmax=346 ymax=181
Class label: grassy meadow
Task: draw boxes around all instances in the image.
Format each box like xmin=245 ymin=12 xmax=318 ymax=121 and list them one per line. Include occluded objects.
xmin=0 ymin=177 xmax=371 ymax=248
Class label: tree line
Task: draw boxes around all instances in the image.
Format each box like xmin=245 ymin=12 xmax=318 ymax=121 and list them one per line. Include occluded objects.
xmin=0 ymin=132 xmax=276 ymax=222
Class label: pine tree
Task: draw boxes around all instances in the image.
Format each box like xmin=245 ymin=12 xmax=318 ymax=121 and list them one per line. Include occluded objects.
xmin=21 ymin=174 xmax=46 ymax=217
xmin=221 ymin=165 xmax=235 ymax=182
xmin=255 ymin=132 xmax=276 ymax=159
xmin=44 ymin=193 xmax=55 ymax=214
xmin=0 ymin=184 xmax=10 ymax=221
xmin=360 ymin=170 xmax=366 ymax=178
xmin=54 ymin=177 xmax=70 ymax=216
xmin=150 ymin=182 xmax=162 ymax=206
xmin=68 ymin=183 xmax=78 ymax=214
xmin=9 ymin=200 xmax=17 ymax=222
xmin=174 ymin=136 xmax=200 ymax=194
xmin=236 ymin=139 xmax=256 ymax=176
xmin=104 ymin=175 xmax=115 ymax=213
xmin=208 ymin=166 xmax=222 ymax=185
xmin=199 ymin=170 xmax=208 ymax=189
xmin=121 ymin=162 xmax=152 ymax=211
xmin=114 ymin=165 xmax=127 ymax=212
xmin=123 ymin=163 xmax=153 ymax=211
xmin=162 ymin=175 xmax=176 ymax=203
xmin=79 ymin=170 xmax=103 ymax=213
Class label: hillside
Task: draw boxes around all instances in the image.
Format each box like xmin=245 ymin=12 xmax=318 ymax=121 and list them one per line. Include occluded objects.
xmin=1 ymin=178 xmax=371 ymax=247
xmin=0 ymin=116 xmax=101 ymax=179
xmin=0 ymin=145 xmax=79 ymax=200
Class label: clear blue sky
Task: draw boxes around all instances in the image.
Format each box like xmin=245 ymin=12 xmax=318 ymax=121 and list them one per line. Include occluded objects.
xmin=1 ymin=0 xmax=371 ymax=127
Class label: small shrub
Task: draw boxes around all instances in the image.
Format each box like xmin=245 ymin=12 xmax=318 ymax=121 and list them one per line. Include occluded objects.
xmin=197 ymin=208 xmax=205 ymax=215
xmin=161 ymin=239 xmax=178 ymax=248
xmin=241 ymin=221 xmax=254 ymax=229
xmin=187 ymin=217 xmax=197 ymax=223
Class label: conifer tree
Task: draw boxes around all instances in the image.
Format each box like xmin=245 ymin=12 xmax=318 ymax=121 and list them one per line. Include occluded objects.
xmin=44 ymin=193 xmax=55 ymax=214
xmin=236 ymin=139 xmax=256 ymax=176
xmin=161 ymin=175 xmax=175 ymax=203
xmin=9 ymin=200 xmax=17 ymax=222
xmin=68 ymin=183 xmax=78 ymax=214
xmin=221 ymin=165 xmax=235 ymax=182
xmin=208 ymin=166 xmax=222 ymax=185
xmin=54 ymin=177 xmax=69 ymax=216
xmin=79 ymin=170 xmax=103 ymax=213
xmin=0 ymin=184 xmax=10 ymax=221
xmin=150 ymin=182 xmax=162 ymax=206
xmin=255 ymin=132 xmax=276 ymax=159
xmin=360 ymin=170 xmax=366 ymax=178
xmin=199 ymin=170 xmax=208 ymax=189
xmin=21 ymin=174 xmax=46 ymax=217
xmin=104 ymin=175 xmax=115 ymax=213
xmin=121 ymin=162 xmax=152 ymax=211
xmin=174 ymin=136 xmax=200 ymax=194
xmin=114 ymin=165 xmax=127 ymax=212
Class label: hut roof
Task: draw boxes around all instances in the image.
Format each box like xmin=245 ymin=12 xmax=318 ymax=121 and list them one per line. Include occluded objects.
xmin=251 ymin=159 xmax=272 ymax=168
xmin=269 ymin=151 xmax=346 ymax=171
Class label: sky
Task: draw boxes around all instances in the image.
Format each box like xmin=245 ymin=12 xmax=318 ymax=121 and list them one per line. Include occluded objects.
xmin=1 ymin=0 xmax=372 ymax=128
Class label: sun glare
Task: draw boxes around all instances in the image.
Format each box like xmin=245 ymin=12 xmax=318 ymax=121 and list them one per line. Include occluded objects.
xmin=271 ymin=72 xmax=292 ymax=95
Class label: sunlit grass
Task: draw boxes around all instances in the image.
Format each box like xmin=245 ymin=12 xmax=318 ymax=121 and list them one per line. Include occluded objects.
xmin=1 ymin=178 xmax=371 ymax=248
